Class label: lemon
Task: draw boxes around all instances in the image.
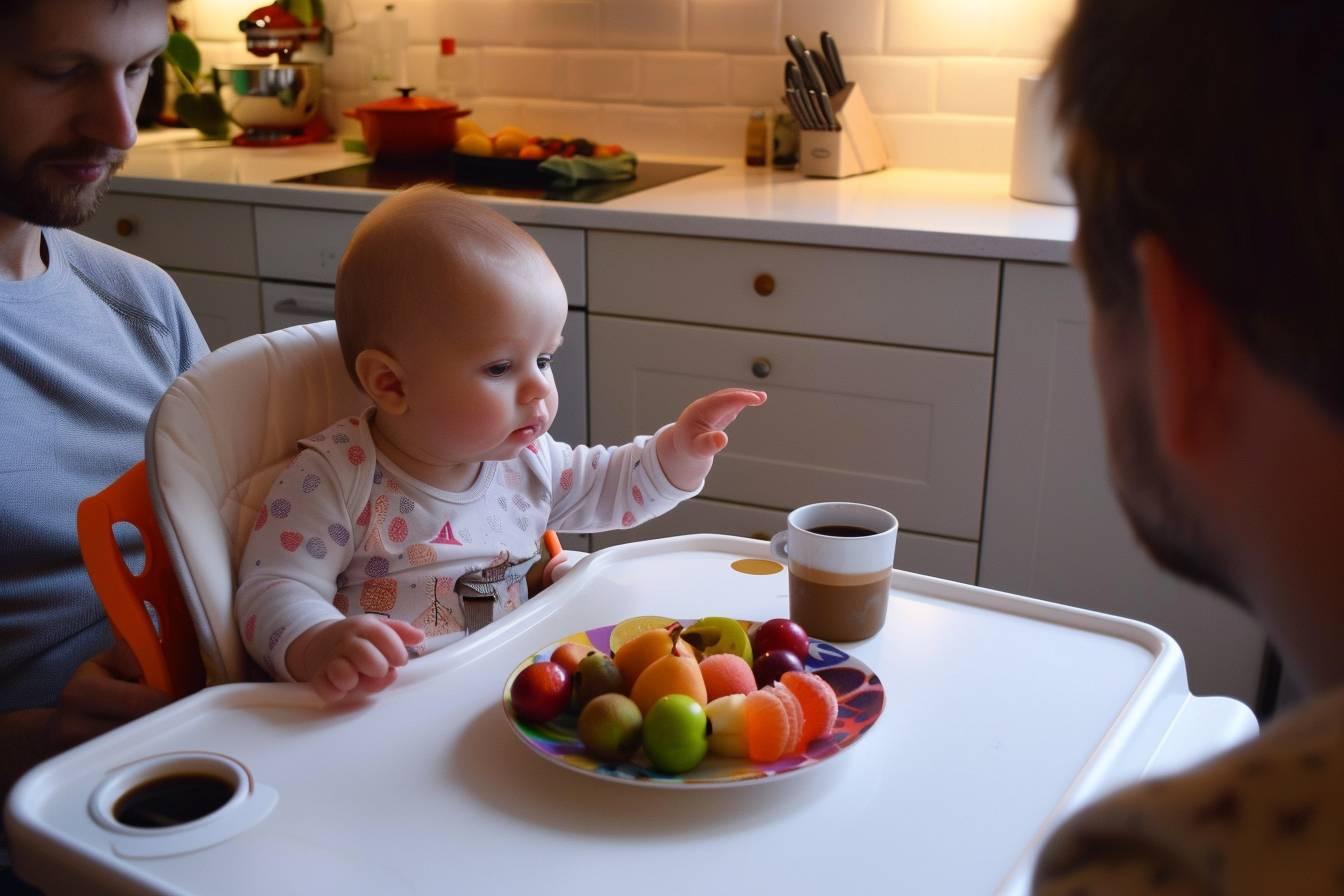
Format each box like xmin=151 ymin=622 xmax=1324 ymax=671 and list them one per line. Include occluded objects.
xmin=494 ymin=125 xmax=530 ymax=142
xmin=608 ymin=615 xmax=678 ymax=655
xmin=456 ymin=118 xmax=485 ymax=138
xmin=455 ymin=133 xmax=492 ymax=157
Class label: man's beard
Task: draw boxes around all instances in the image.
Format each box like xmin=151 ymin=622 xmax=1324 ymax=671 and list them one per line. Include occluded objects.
xmin=0 ymin=141 xmax=125 ymax=228
xmin=1109 ymin=381 xmax=1247 ymax=608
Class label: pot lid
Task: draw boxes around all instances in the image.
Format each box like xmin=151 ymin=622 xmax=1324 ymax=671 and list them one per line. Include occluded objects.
xmin=356 ymin=87 xmax=460 ymax=113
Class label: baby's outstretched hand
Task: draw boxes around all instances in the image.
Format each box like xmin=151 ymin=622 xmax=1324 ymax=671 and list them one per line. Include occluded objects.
xmin=658 ymin=388 xmax=767 ymax=491
xmin=288 ymin=616 xmax=426 ymax=704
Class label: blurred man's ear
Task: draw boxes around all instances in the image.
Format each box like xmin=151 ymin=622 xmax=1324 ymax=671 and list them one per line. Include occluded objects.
xmin=1133 ymin=234 xmax=1230 ymax=463
xmin=354 ymin=349 xmax=408 ymax=415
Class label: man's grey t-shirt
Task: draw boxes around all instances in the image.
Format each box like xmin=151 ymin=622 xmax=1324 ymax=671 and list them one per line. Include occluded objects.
xmin=0 ymin=228 xmax=206 ymax=712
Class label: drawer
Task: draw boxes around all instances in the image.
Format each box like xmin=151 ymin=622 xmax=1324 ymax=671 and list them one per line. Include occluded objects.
xmin=589 ymin=497 xmax=979 ymax=584
xmin=261 ymin=282 xmax=589 ymax=448
xmin=254 ymin=206 xmax=587 ymax=304
xmin=80 ymin=194 xmax=256 ymax=276
xmin=588 ymin=231 xmax=998 ymax=353
xmin=167 ymin=269 xmax=260 ymax=350
xmin=588 ymin=316 xmax=993 ymax=540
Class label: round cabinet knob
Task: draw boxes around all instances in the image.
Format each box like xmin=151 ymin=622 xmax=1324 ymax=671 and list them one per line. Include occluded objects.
xmin=753 ymin=273 xmax=775 ymax=296
xmin=115 ymin=218 xmax=136 ymax=237
xmin=750 ymin=357 xmax=772 ymax=379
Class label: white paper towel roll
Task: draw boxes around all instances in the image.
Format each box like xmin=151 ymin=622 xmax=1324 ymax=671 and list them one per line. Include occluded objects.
xmin=1010 ymin=74 xmax=1074 ymax=206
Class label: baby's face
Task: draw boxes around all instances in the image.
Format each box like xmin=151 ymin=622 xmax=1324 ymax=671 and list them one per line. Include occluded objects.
xmin=394 ymin=245 xmax=569 ymax=467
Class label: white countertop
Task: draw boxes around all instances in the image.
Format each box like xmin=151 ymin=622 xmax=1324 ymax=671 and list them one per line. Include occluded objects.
xmin=116 ymin=129 xmax=1078 ymax=263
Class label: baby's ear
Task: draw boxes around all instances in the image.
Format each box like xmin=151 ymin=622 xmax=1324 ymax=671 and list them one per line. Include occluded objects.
xmin=355 ymin=349 xmax=408 ymax=415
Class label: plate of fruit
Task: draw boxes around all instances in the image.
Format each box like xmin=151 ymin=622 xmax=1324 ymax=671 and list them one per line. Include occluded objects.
xmin=502 ymin=615 xmax=884 ymax=787
xmin=453 ymin=122 xmax=628 ymax=185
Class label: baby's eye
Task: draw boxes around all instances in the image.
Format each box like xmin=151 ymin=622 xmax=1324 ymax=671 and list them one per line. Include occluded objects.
xmin=485 ymin=362 xmax=511 ymax=377
xmin=537 ymin=354 xmax=554 ymax=370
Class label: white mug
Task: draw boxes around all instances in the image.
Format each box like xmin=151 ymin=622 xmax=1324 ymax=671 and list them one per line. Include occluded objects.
xmin=769 ymin=502 xmax=898 ymax=642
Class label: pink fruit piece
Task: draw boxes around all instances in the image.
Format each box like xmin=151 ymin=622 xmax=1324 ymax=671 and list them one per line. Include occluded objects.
xmin=769 ymin=681 xmax=805 ymax=753
xmin=698 ymin=653 xmax=756 ymax=702
xmin=781 ymin=670 xmax=839 ymax=744
xmin=743 ymin=688 xmax=790 ymax=763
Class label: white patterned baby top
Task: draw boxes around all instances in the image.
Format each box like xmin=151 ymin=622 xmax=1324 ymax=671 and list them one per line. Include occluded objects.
xmin=236 ymin=408 xmax=696 ymax=681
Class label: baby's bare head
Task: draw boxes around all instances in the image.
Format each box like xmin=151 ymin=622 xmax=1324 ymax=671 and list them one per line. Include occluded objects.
xmin=334 ymin=183 xmax=554 ymax=387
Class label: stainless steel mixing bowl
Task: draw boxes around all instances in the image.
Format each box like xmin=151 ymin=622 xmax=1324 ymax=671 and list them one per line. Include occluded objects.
xmin=212 ymin=63 xmax=323 ymax=130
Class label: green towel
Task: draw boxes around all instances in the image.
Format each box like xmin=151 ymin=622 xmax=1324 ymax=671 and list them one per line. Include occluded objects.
xmin=538 ymin=152 xmax=637 ymax=188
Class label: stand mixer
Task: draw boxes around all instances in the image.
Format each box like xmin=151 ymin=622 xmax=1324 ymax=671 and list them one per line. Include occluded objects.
xmin=215 ymin=3 xmax=330 ymax=147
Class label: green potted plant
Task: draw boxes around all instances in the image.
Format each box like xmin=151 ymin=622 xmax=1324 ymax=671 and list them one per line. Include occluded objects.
xmin=162 ymin=31 xmax=230 ymax=139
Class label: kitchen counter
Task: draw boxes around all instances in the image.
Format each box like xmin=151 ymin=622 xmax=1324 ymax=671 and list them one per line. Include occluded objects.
xmin=115 ymin=130 xmax=1077 ymax=263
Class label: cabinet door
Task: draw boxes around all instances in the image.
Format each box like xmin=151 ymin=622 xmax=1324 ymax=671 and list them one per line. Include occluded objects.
xmin=81 ymin=194 xmax=257 ymax=276
xmin=590 ymin=497 xmax=980 ymax=585
xmin=589 ymin=316 xmax=993 ymax=540
xmin=979 ymin=262 xmax=1266 ymax=703
xmin=259 ymin=282 xmax=588 ymax=447
xmin=166 ymin=269 xmax=261 ymax=350
xmin=253 ymin=207 xmax=587 ymax=304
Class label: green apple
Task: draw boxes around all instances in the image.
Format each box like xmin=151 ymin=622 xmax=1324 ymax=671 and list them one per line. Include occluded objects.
xmin=704 ymin=694 xmax=749 ymax=758
xmin=680 ymin=616 xmax=753 ymax=667
xmin=642 ymin=694 xmax=709 ymax=774
xmin=577 ymin=693 xmax=643 ymax=762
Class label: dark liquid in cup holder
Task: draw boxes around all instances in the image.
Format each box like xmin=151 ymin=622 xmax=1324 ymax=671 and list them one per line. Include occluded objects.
xmin=113 ymin=773 xmax=236 ymax=828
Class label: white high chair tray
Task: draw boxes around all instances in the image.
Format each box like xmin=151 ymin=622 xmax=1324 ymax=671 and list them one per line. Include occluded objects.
xmin=6 ymin=535 xmax=1256 ymax=895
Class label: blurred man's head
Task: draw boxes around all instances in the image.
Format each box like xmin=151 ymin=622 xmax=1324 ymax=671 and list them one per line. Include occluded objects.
xmin=1049 ymin=1 xmax=1344 ymax=607
xmin=0 ymin=0 xmax=168 ymax=228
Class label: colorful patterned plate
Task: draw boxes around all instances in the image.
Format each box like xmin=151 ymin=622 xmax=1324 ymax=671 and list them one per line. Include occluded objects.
xmin=502 ymin=619 xmax=884 ymax=788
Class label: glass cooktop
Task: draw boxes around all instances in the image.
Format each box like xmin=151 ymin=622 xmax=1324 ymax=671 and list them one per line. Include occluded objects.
xmin=278 ymin=159 xmax=719 ymax=203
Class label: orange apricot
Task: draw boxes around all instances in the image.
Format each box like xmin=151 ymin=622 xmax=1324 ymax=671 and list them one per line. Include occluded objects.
xmin=629 ymin=654 xmax=707 ymax=715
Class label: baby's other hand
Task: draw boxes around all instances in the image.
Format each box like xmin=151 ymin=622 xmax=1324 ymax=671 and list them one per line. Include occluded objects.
xmin=660 ymin=388 xmax=767 ymax=491
xmin=290 ymin=617 xmax=426 ymax=704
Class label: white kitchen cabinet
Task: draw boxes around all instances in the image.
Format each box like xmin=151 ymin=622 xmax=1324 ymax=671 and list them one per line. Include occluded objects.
xmin=590 ymin=497 xmax=980 ymax=584
xmin=588 ymin=315 xmax=993 ymax=541
xmin=79 ymin=194 xmax=257 ymax=276
xmin=253 ymin=206 xmax=588 ymax=305
xmin=165 ymin=270 xmax=261 ymax=350
xmin=588 ymin=231 xmax=998 ymax=353
xmin=979 ymin=261 xmax=1267 ymax=704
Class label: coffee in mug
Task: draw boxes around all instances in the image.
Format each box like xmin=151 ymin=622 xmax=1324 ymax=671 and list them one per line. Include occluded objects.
xmin=769 ymin=502 xmax=898 ymax=642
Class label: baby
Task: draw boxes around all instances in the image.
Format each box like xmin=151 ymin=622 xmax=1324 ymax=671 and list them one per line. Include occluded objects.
xmin=236 ymin=184 xmax=764 ymax=703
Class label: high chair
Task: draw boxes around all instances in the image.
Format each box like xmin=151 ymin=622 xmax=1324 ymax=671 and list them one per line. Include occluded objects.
xmin=79 ymin=320 xmax=568 ymax=696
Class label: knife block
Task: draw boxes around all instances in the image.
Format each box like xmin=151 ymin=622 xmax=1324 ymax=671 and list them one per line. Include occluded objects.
xmin=799 ymin=82 xmax=888 ymax=178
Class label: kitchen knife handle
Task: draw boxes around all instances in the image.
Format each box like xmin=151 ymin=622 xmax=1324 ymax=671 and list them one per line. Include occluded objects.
xmin=800 ymin=49 xmax=831 ymax=97
xmin=821 ymin=31 xmax=846 ymax=86
xmin=816 ymin=90 xmax=839 ymax=131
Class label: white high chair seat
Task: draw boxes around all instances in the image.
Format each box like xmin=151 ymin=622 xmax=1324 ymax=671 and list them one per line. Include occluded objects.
xmin=145 ymin=321 xmax=366 ymax=684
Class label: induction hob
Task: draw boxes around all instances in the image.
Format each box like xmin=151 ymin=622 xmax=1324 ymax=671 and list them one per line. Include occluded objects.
xmin=278 ymin=159 xmax=719 ymax=203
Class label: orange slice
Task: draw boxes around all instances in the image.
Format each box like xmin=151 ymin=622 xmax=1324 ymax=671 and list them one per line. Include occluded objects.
xmin=743 ymin=688 xmax=790 ymax=763
xmin=781 ymin=671 xmax=839 ymax=745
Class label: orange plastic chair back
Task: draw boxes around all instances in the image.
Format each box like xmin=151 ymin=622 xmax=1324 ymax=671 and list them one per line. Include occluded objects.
xmin=77 ymin=461 xmax=205 ymax=699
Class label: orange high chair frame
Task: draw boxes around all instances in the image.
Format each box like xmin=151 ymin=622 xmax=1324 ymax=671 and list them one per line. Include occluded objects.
xmin=77 ymin=461 xmax=205 ymax=699
xmin=79 ymin=462 xmax=568 ymax=700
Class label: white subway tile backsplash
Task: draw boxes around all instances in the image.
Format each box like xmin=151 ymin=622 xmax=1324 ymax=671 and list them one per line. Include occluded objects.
xmin=276 ymin=0 xmax=1074 ymax=173
xmin=563 ymin=51 xmax=641 ymax=101
xmin=599 ymin=103 xmax=691 ymax=154
xmin=937 ymin=57 xmax=1043 ymax=116
xmin=994 ymin=0 xmax=1073 ymax=57
xmin=884 ymin=0 xmax=996 ymax=55
xmin=730 ymin=55 xmax=786 ymax=107
xmin=464 ymin=97 xmax=526 ymax=133
xmin=599 ymin=0 xmax=686 ymax=50
xmin=480 ymin=48 xmax=563 ymax=96
xmin=844 ymin=55 xmax=935 ymax=113
xmin=520 ymin=1 xmax=601 ymax=47
xmin=519 ymin=99 xmax=605 ymax=138
xmin=781 ymin=0 xmax=885 ymax=55
xmin=875 ymin=112 xmax=1013 ymax=172
xmin=683 ymin=105 xmax=754 ymax=158
xmin=437 ymin=0 xmax=520 ymax=46
xmin=641 ymin=52 xmax=730 ymax=104
xmin=688 ymin=0 xmax=782 ymax=53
